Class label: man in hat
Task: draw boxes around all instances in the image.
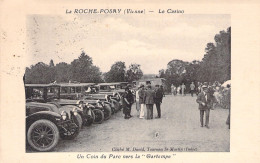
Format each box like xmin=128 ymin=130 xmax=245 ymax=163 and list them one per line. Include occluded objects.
xmin=122 ymin=87 xmax=134 ymax=119
xmin=154 ymin=85 xmax=163 ymax=118
xmin=196 ymin=85 xmax=212 ymax=128
xmin=138 ymin=84 xmax=145 ymax=118
xmin=144 ymin=84 xmax=155 ymax=119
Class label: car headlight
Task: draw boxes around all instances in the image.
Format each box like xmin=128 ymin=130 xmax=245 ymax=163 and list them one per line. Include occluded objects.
xmin=97 ymin=102 xmax=101 ymax=107
xmin=76 ymin=100 xmax=81 ymax=105
xmin=61 ymin=111 xmax=67 ymax=120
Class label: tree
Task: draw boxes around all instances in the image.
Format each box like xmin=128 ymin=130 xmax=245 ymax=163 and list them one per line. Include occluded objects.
xmin=24 ymin=51 xmax=103 ymax=84
xmin=49 ymin=59 xmax=55 ymax=67
xmin=55 ymin=62 xmax=71 ymax=82
xmin=104 ymin=61 xmax=126 ymax=82
xmin=126 ymin=64 xmax=143 ymax=82
xmin=47 ymin=59 xmax=56 ymax=82
xmin=70 ymin=51 xmax=103 ymax=83
xmin=24 ymin=62 xmax=53 ymax=84
xmin=167 ymin=59 xmax=189 ymax=76
xmin=198 ymin=27 xmax=231 ymax=83
xmin=159 ymin=69 xmax=165 ymax=78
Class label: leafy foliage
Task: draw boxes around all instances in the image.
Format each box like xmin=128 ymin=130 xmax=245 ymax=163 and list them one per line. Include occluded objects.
xmin=104 ymin=62 xmax=144 ymax=82
xmin=104 ymin=61 xmax=127 ymax=82
xmin=160 ymin=27 xmax=231 ymax=92
xmin=126 ymin=64 xmax=143 ymax=82
xmin=24 ymin=51 xmax=103 ymax=84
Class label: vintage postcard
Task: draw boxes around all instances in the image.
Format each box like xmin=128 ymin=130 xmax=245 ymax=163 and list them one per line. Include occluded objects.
xmin=0 ymin=0 xmax=259 ymax=162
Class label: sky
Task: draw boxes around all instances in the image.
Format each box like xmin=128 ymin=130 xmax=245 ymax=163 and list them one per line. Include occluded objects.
xmin=26 ymin=14 xmax=230 ymax=74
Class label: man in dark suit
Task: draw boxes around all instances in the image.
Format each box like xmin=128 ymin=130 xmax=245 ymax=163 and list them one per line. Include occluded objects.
xmin=122 ymin=87 xmax=134 ymax=119
xmin=144 ymin=84 xmax=155 ymax=120
xmin=154 ymin=85 xmax=163 ymax=118
xmin=196 ymin=85 xmax=212 ymax=128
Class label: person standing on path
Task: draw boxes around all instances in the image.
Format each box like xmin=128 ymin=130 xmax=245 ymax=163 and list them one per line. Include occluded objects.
xmin=138 ymin=84 xmax=145 ymax=119
xmin=225 ymin=84 xmax=231 ymax=129
xmin=171 ymin=84 xmax=175 ymax=95
xmin=160 ymin=85 xmax=165 ymax=97
xmin=190 ymin=82 xmax=196 ymax=97
xmin=208 ymin=84 xmax=216 ymax=110
xmin=196 ymin=85 xmax=212 ymax=128
xmin=135 ymin=86 xmax=141 ymax=117
xmin=143 ymin=84 xmax=155 ymax=120
xmin=122 ymin=87 xmax=134 ymax=119
xmin=154 ymin=85 xmax=163 ymax=118
xmin=181 ymin=83 xmax=186 ymax=96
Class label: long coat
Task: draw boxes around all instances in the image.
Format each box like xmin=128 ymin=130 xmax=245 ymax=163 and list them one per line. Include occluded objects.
xmin=144 ymin=89 xmax=155 ymax=105
xmin=138 ymin=89 xmax=145 ymax=104
xmin=196 ymin=92 xmax=211 ymax=110
xmin=154 ymin=88 xmax=163 ymax=103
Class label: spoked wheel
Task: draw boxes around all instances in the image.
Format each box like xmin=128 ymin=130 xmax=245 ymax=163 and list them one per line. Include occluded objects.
xmin=60 ymin=114 xmax=80 ymax=140
xmin=27 ymin=119 xmax=60 ymax=152
xmin=93 ymin=109 xmax=104 ymax=124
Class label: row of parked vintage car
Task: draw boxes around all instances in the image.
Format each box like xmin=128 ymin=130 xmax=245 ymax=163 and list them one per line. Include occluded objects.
xmin=25 ymin=82 xmax=129 ymax=152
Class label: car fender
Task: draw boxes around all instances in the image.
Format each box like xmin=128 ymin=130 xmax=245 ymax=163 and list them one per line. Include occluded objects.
xmin=26 ymin=111 xmax=61 ymax=131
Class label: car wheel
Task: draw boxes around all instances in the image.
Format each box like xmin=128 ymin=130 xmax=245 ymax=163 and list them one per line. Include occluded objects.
xmin=103 ymin=104 xmax=112 ymax=120
xmin=27 ymin=119 xmax=60 ymax=152
xmin=83 ymin=109 xmax=95 ymax=126
xmin=60 ymin=114 xmax=80 ymax=140
xmin=85 ymin=110 xmax=95 ymax=126
xmin=112 ymin=101 xmax=120 ymax=112
xmin=93 ymin=109 xmax=104 ymax=124
xmin=75 ymin=114 xmax=83 ymax=129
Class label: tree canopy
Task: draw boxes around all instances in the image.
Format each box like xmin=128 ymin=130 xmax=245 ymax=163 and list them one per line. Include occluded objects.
xmin=160 ymin=27 xmax=231 ymax=92
xmin=126 ymin=64 xmax=143 ymax=82
xmin=24 ymin=51 xmax=103 ymax=84
xmin=104 ymin=61 xmax=127 ymax=82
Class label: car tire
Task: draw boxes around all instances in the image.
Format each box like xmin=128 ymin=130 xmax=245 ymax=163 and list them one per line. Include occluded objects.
xmin=93 ymin=109 xmax=104 ymax=124
xmin=75 ymin=114 xmax=83 ymax=129
xmin=27 ymin=119 xmax=60 ymax=152
xmin=60 ymin=114 xmax=80 ymax=140
xmin=112 ymin=100 xmax=120 ymax=112
xmin=103 ymin=104 xmax=112 ymax=120
xmin=83 ymin=109 xmax=95 ymax=126
xmin=85 ymin=109 xmax=95 ymax=126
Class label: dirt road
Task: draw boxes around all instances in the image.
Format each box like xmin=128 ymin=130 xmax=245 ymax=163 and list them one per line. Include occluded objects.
xmin=28 ymin=95 xmax=230 ymax=152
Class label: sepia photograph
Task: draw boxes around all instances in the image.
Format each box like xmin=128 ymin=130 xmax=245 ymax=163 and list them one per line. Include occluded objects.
xmin=24 ymin=14 xmax=231 ymax=152
xmin=2 ymin=1 xmax=260 ymax=162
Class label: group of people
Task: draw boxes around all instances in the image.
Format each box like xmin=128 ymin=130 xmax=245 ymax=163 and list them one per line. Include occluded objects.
xmin=121 ymin=81 xmax=231 ymax=129
xmin=122 ymin=84 xmax=164 ymax=120
xmin=170 ymin=82 xmax=196 ymax=96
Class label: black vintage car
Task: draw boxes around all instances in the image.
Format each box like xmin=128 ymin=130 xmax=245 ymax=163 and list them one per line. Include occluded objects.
xmin=25 ymin=84 xmax=97 ymax=126
xmin=57 ymin=99 xmax=105 ymax=124
xmin=83 ymin=93 xmax=121 ymax=114
xmin=83 ymin=99 xmax=111 ymax=121
xmin=26 ymin=102 xmax=80 ymax=152
xmin=46 ymin=83 xmax=110 ymax=123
